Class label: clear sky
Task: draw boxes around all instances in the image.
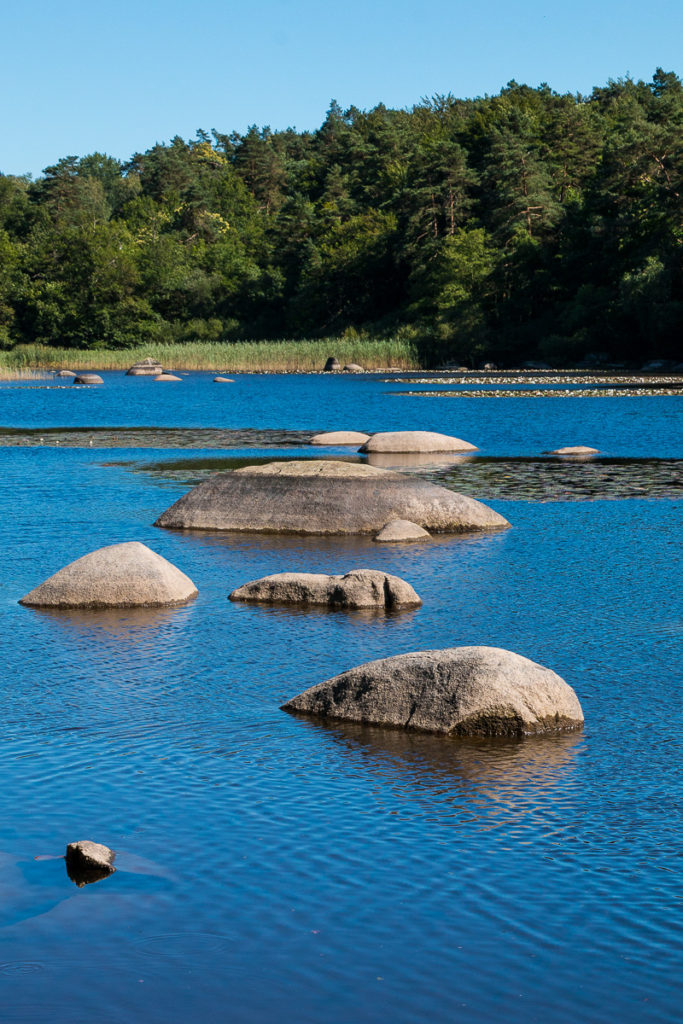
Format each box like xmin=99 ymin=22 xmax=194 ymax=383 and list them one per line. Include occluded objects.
xmin=1 ymin=0 xmax=680 ymax=177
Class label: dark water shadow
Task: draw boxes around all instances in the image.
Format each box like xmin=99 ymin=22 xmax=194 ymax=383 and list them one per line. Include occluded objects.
xmin=228 ymin=599 xmax=421 ymax=624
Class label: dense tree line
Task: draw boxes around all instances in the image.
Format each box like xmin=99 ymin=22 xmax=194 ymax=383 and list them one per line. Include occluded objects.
xmin=0 ymin=70 xmax=680 ymax=365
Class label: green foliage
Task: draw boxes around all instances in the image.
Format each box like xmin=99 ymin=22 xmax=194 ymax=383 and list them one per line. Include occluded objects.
xmin=0 ymin=70 xmax=681 ymax=365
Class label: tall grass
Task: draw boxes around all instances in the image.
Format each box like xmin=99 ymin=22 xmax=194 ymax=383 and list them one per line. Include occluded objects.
xmin=0 ymin=337 xmax=421 ymax=373
xmin=0 ymin=366 xmax=52 ymax=381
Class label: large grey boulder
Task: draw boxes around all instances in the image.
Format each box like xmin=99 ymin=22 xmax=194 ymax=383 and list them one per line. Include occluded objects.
xmin=360 ymin=431 xmax=477 ymax=453
xmin=324 ymin=357 xmax=340 ymax=371
xmin=230 ymin=569 xmax=421 ymax=609
xmin=283 ymin=647 xmax=584 ymax=737
xmin=154 ymin=460 xmax=509 ymax=535
xmin=73 ymin=374 xmax=103 ymax=385
xmin=309 ymin=431 xmax=371 ymax=446
xmin=373 ymin=519 xmax=430 ymax=543
xmin=126 ymin=358 xmax=163 ymax=376
xmin=20 ymin=541 xmax=198 ymax=609
xmin=66 ymin=840 xmax=115 ymax=887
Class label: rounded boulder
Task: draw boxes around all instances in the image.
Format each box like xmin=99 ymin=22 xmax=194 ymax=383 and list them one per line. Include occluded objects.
xmin=230 ymin=569 xmax=421 ymax=609
xmin=154 ymin=460 xmax=509 ymax=536
xmin=126 ymin=358 xmax=163 ymax=376
xmin=282 ymin=646 xmax=584 ymax=737
xmin=20 ymin=541 xmax=198 ymax=608
xmin=309 ymin=431 xmax=371 ymax=446
xmin=73 ymin=374 xmax=103 ymax=385
xmin=360 ymin=431 xmax=477 ymax=453
xmin=374 ymin=519 xmax=431 ymax=543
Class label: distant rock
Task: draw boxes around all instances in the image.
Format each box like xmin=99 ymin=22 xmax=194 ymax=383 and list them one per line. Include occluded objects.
xmin=73 ymin=374 xmax=103 ymax=385
xmin=230 ymin=569 xmax=421 ymax=609
xmin=20 ymin=541 xmax=198 ymax=608
xmin=154 ymin=460 xmax=509 ymax=536
xmin=283 ymin=646 xmax=584 ymax=737
xmin=373 ymin=519 xmax=431 ymax=543
xmin=154 ymin=373 xmax=182 ymax=381
xmin=482 ymin=362 xmax=498 ymax=370
xmin=309 ymin=430 xmax=371 ymax=446
xmin=66 ymin=840 xmax=116 ymax=887
xmin=214 ymin=376 xmax=235 ymax=383
xmin=126 ymin=358 xmax=163 ymax=376
xmin=343 ymin=363 xmax=364 ymax=373
xmin=552 ymin=446 xmax=600 ymax=455
xmin=324 ymin=357 xmax=340 ymax=372
xmin=360 ymin=431 xmax=477 ymax=454
xmin=55 ymin=369 xmax=76 ymax=378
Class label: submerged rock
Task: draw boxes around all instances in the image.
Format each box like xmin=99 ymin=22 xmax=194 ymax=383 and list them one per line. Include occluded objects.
xmin=154 ymin=460 xmax=509 ymax=535
xmin=309 ymin=430 xmax=371 ymax=446
xmin=324 ymin=357 xmax=340 ymax=372
xmin=126 ymin=358 xmax=163 ymax=376
xmin=230 ymin=569 xmax=421 ymax=609
xmin=214 ymin=376 xmax=235 ymax=383
xmin=155 ymin=373 xmax=182 ymax=381
xmin=66 ymin=840 xmax=116 ymax=887
xmin=20 ymin=541 xmax=198 ymax=608
xmin=283 ymin=647 xmax=584 ymax=737
xmin=552 ymin=446 xmax=600 ymax=455
xmin=360 ymin=431 xmax=477 ymax=453
xmin=55 ymin=369 xmax=76 ymax=378
xmin=373 ymin=519 xmax=431 ymax=543
xmin=73 ymin=374 xmax=103 ymax=385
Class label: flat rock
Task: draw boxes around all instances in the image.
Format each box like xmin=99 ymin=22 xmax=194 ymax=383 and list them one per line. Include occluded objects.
xmin=154 ymin=460 xmax=510 ymax=535
xmin=552 ymin=446 xmax=600 ymax=455
xmin=126 ymin=358 xmax=163 ymax=376
xmin=214 ymin=376 xmax=235 ymax=383
xmin=155 ymin=373 xmax=182 ymax=381
xmin=230 ymin=569 xmax=421 ymax=609
xmin=374 ymin=519 xmax=431 ymax=543
xmin=343 ymin=363 xmax=364 ymax=372
xmin=56 ymin=369 xmax=76 ymax=378
xmin=309 ymin=431 xmax=371 ymax=446
xmin=283 ymin=646 xmax=584 ymax=737
xmin=360 ymin=431 xmax=477 ymax=453
xmin=66 ymin=840 xmax=116 ymax=886
xmin=20 ymin=541 xmax=198 ymax=608
xmin=73 ymin=374 xmax=103 ymax=385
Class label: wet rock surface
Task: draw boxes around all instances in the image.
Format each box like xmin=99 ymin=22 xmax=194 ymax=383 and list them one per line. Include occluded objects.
xmin=283 ymin=646 xmax=584 ymax=737
xmin=66 ymin=840 xmax=116 ymax=886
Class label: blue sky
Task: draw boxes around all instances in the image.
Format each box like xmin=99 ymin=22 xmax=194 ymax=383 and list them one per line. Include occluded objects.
xmin=1 ymin=0 xmax=680 ymax=177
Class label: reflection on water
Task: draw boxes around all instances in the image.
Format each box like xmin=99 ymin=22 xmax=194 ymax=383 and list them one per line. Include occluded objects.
xmin=366 ymin=451 xmax=474 ymax=470
xmin=24 ymin=603 xmax=194 ymax=640
xmin=289 ymin=717 xmax=584 ymax=798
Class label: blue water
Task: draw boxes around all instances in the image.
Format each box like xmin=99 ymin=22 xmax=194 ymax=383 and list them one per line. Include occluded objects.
xmin=0 ymin=373 xmax=681 ymax=1023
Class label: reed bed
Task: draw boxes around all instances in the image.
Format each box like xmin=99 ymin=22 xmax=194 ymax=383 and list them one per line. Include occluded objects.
xmin=0 ymin=366 xmax=52 ymax=381
xmin=0 ymin=337 xmax=421 ymax=373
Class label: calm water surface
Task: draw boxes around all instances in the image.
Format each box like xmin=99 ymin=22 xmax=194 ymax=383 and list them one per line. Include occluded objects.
xmin=0 ymin=373 xmax=681 ymax=1023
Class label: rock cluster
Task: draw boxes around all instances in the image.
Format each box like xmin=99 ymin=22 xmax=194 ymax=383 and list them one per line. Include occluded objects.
xmin=230 ymin=569 xmax=421 ymax=609
xmin=283 ymin=647 xmax=584 ymax=737
xmin=126 ymin=358 xmax=163 ymax=376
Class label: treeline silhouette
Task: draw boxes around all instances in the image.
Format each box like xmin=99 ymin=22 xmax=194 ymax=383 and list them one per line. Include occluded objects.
xmin=0 ymin=69 xmax=680 ymax=366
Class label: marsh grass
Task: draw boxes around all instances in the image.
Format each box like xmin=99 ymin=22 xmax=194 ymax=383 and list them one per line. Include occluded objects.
xmin=0 ymin=337 xmax=420 ymax=373
xmin=0 ymin=366 xmax=52 ymax=381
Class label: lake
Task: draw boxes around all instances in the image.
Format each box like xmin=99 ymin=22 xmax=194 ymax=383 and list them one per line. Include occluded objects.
xmin=0 ymin=371 xmax=681 ymax=1023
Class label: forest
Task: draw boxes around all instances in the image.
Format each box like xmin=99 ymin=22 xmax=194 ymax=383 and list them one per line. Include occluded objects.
xmin=0 ymin=69 xmax=680 ymax=367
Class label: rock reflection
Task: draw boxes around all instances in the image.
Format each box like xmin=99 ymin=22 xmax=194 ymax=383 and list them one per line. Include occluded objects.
xmin=27 ymin=604 xmax=192 ymax=643
xmin=302 ymin=718 xmax=584 ymax=802
xmin=365 ymin=452 xmax=474 ymax=470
